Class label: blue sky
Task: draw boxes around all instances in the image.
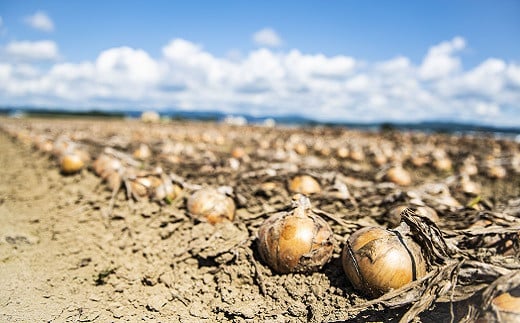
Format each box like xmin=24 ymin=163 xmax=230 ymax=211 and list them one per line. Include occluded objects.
xmin=1 ymin=0 xmax=519 ymax=126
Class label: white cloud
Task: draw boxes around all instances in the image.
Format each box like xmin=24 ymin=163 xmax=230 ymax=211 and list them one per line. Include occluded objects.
xmin=419 ymin=36 xmax=465 ymax=80
xmin=435 ymin=58 xmax=507 ymax=99
xmin=475 ymin=102 xmax=499 ymax=116
xmin=0 ymin=63 xmax=12 ymax=84
xmin=376 ymin=56 xmax=412 ymax=74
xmin=1 ymin=37 xmax=519 ymax=127
xmin=284 ymin=50 xmax=356 ymax=80
xmin=24 ymin=11 xmax=54 ymax=32
xmin=253 ymin=28 xmax=283 ymax=47
xmin=345 ymin=74 xmax=371 ymax=92
xmin=4 ymin=40 xmax=59 ymax=61
xmin=96 ymin=46 xmax=160 ymax=85
xmin=506 ymin=63 xmax=520 ymax=87
xmin=461 ymin=58 xmax=506 ymax=96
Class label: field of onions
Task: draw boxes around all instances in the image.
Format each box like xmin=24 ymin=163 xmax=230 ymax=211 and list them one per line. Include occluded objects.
xmin=1 ymin=116 xmax=519 ymax=322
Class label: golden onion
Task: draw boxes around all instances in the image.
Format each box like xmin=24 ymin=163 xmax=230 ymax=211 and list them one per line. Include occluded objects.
xmin=342 ymin=226 xmax=426 ymax=298
xmin=257 ymin=194 xmax=334 ymax=274
xmin=288 ymin=175 xmax=321 ymax=195
xmin=187 ymin=187 xmax=235 ymax=224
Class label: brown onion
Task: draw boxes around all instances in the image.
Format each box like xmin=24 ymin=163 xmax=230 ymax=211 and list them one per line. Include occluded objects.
xmin=477 ymin=288 xmax=520 ymax=323
xmin=60 ymin=153 xmax=85 ymax=174
xmin=133 ymin=143 xmax=151 ymax=160
xmin=490 ymin=289 xmax=520 ymax=322
xmin=460 ymin=156 xmax=478 ymax=176
xmin=433 ymin=157 xmax=452 ymax=172
xmin=231 ymin=146 xmax=246 ymax=159
xmin=410 ymin=155 xmax=430 ymax=167
xmin=336 ymin=147 xmax=349 ymax=159
xmin=385 ymin=166 xmax=412 ymax=186
xmin=187 ymin=187 xmax=235 ymax=224
xmin=129 ymin=176 xmax=158 ymax=198
xmin=151 ymin=175 xmax=182 ymax=203
xmin=349 ymin=147 xmax=365 ymax=162
xmin=342 ymin=225 xmax=426 ymax=298
xmin=288 ymin=175 xmax=321 ymax=195
xmin=487 ymin=164 xmax=507 ymax=179
xmin=458 ymin=175 xmax=481 ymax=195
xmin=294 ymin=142 xmax=308 ymax=155
xmin=257 ymin=194 xmax=334 ymax=273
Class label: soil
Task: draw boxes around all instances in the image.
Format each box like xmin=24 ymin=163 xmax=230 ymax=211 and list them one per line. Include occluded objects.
xmin=0 ymin=117 xmax=519 ymax=322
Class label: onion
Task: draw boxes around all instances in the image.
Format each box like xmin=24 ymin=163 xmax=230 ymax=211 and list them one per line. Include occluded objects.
xmin=385 ymin=166 xmax=412 ymax=186
xmin=477 ymin=288 xmax=520 ymax=322
xmin=231 ymin=147 xmax=246 ymax=159
xmin=60 ymin=153 xmax=85 ymax=174
xmin=490 ymin=289 xmax=520 ymax=322
xmin=341 ymin=225 xmax=426 ymax=298
xmin=433 ymin=157 xmax=452 ymax=172
xmin=257 ymin=194 xmax=334 ymax=273
xmin=93 ymin=154 xmax=122 ymax=179
xmin=288 ymin=175 xmax=321 ymax=195
xmin=187 ymin=187 xmax=235 ymax=224
xmin=336 ymin=147 xmax=349 ymax=159
xmin=487 ymin=164 xmax=507 ymax=179
xmin=294 ymin=142 xmax=308 ymax=155
xmin=349 ymin=147 xmax=365 ymax=162
xmin=133 ymin=143 xmax=151 ymax=160
xmin=151 ymin=175 xmax=182 ymax=203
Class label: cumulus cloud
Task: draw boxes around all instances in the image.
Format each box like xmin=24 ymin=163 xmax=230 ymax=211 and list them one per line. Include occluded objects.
xmin=419 ymin=36 xmax=465 ymax=80
xmin=24 ymin=11 xmax=54 ymax=32
xmin=4 ymin=40 xmax=59 ymax=61
xmin=1 ymin=37 xmax=519 ymax=126
xmin=253 ymin=28 xmax=283 ymax=47
xmin=96 ymin=46 xmax=160 ymax=85
xmin=507 ymin=64 xmax=520 ymax=87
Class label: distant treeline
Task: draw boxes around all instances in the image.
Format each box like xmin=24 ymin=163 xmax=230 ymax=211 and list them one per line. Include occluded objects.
xmin=1 ymin=107 xmax=519 ymax=136
xmin=0 ymin=108 xmax=125 ymax=119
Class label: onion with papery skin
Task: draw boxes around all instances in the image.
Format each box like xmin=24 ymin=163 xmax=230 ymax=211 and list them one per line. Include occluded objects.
xmin=60 ymin=153 xmax=85 ymax=174
xmin=93 ymin=154 xmax=122 ymax=179
xmin=460 ymin=156 xmax=478 ymax=176
xmin=341 ymin=225 xmax=426 ymax=298
xmin=490 ymin=289 xmax=520 ymax=322
xmin=151 ymin=175 xmax=182 ymax=203
xmin=487 ymin=164 xmax=507 ymax=179
xmin=288 ymin=175 xmax=321 ymax=195
xmin=231 ymin=147 xmax=246 ymax=159
xmin=187 ymin=187 xmax=235 ymax=224
xmin=458 ymin=175 xmax=481 ymax=195
xmin=477 ymin=288 xmax=520 ymax=323
xmin=385 ymin=165 xmax=412 ymax=186
xmin=257 ymin=194 xmax=334 ymax=274
xmin=294 ymin=142 xmax=308 ymax=155
xmin=129 ymin=176 xmax=157 ymax=198
xmin=349 ymin=147 xmax=365 ymax=162
xmin=336 ymin=147 xmax=349 ymax=159
xmin=133 ymin=143 xmax=151 ymax=160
